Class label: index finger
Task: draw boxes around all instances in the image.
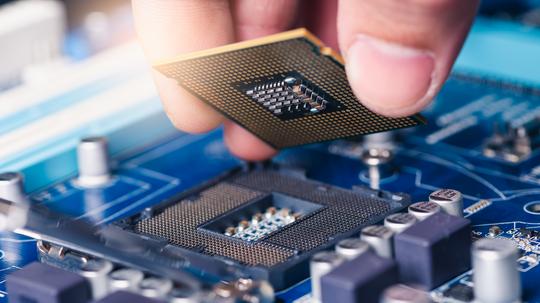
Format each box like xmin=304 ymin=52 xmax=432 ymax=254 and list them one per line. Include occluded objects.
xmin=132 ymin=0 xmax=235 ymax=133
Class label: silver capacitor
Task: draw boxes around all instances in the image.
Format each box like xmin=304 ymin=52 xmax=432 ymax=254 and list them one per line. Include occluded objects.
xmin=210 ymin=278 xmax=273 ymax=303
xmin=472 ymin=238 xmax=521 ymax=303
xmin=384 ymin=213 xmax=417 ymax=234
xmin=76 ymin=137 xmax=111 ymax=188
xmin=310 ymin=251 xmax=344 ymax=302
xmin=429 ymin=189 xmax=463 ymax=217
xmin=168 ymin=286 xmax=200 ymax=303
xmin=361 ymin=148 xmax=394 ymax=190
xmin=77 ymin=259 xmax=113 ymax=300
xmin=363 ymin=131 xmax=395 ymax=150
xmin=361 ymin=225 xmax=394 ymax=258
xmin=408 ymin=201 xmax=441 ymax=221
xmin=335 ymin=238 xmax=371 ymax=260
xmin=108 ymin=268 xmax=144 ymax=292
xmin=138 ymin=277 xmax=173 ymax=298
xmin=0 ymin=172 xmax=27 ymax=203
xmin=380 ymin=284 xmax=431 ymax=303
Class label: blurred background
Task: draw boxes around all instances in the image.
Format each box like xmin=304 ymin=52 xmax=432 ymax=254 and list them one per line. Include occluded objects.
xmin=1 ymin=0 xmax=540 ymax=189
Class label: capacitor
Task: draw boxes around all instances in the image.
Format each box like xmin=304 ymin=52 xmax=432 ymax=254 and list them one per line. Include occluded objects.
xmin=335 ymin=238 xmax=371 ymax=260
xmin=429 ymin=189 xmax=463 ymax=217
xmin=380 ymin=284 xmax=431 ymax=303
xmin=138 ymin=277 xmax=173 ymax=298
xmin=0 ymin=172 xmax=27 ymax=203
xmin=360 ymin=225 xmax=394 ymax=258
xmin=210 ymin=278 xmax=273 ymax=303
xmin=363 ymin=131 xmax=395 ymax=150
xmin=361 ymin=148 xmax=394 ymax=190
xmin=168 ymin=286 xmax=200 ymax=303
xmin=310 ymin=251 xmax=344 ymax=302
xmin=472 ymin=238 xmax=521 ymax=303
xmin=384 ymin=213 xmax=417 ymax=234
xmin=77 ymin=259 xmax=113 ymax=299
xmin=108 ymin=268 xmax=144 ymax=292
xmin=76 ymin=137 xmax=111 ymax=188
xmin=408 ymin=201 xmax=440 ymax=221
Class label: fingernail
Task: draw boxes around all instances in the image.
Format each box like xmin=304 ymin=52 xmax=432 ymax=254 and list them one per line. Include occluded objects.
xmin=346 ymin=34 xmax=436 ymax=117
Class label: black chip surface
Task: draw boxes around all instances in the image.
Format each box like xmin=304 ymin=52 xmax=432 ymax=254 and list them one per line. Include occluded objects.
xmin=154 ymin=28 xmax=425 ymax=148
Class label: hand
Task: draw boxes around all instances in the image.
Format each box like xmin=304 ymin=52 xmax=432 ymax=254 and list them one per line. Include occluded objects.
xmin=132 ymin=0 xmax=479 ymax=160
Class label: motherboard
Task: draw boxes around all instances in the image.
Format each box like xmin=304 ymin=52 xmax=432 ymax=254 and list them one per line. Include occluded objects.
xmin=2 ymin=70 xmax=540 ymax=302
xmin=1 ymin=2 xmax=540 ymax=302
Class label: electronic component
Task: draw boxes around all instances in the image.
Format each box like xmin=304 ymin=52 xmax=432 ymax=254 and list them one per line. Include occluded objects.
xmin=310 ymin=251 xmax=345 ymax=302
xmin=483 ymin=119 xmax=540 ymax=162
xmin=428 ymin=189 xmax=464 ymax=217
xmin=394 ymin=212 xmax=471 ymax=289
xmin=442 ymin=284 xmax=474 ymax=302
xmin=131 ymin=169 xmax=409 ymax=290
xmin=335 ymin=238 xmax=371 ymax=260
xmin=138 ymin=277 xmax=173 ymax=299
xmin=6 ymin=262 xmax=91 ymax=303
xmin=362 ymin=132 xmax=396 ymax=150
xmin=488 ymin=225 xmax=503 ymax=237
xmin=93 ymin=291 xmax=165 ymax=303
xmin=76 ymin=137 xmax=111 ymax=187
xmin=320 ymin=251 xmax=398 ymax=303
xmin=207 ymin=279 xmax=273 ymax=303
xmin=223 ymin=205 xmax=301 ymax=242
xmin=381 ymin=284 xmax=431 ymax=303
xmin=472 ymin=238 xmax=521 ymax=303
xmin=384 ymin=213 xmax=417 ymax=233
xmin=168 ymin=287 xmax=200 ymax=303
xmin=109 ymin=268 xmax=145 ymax=292
xmin=76 ymin=259 xmax=113 ymax=300
xmin=463 ymin=199 xmax=491 ymax=216
xmin=241 ymin=72 xmax=344 ymax=118
xmin=154 ymin=28 xmax=425 ymax=149
xmin=361 ymin=148 xmax=394 ymax=190
xmin=0 ymin=197 xmax=28 ymax=232
xmin=360 ymin=225 xmax=394 ymax=258
xmin=0 ymin=172 xmax=27 ymax=203
xmin=408 ymin=201 xmax=440 ymax=221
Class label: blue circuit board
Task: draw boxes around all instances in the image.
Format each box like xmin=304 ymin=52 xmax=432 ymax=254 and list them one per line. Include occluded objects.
xmin=2 ymin=15 xmax=540 ymax=303
xmin=1 ymin=72 xmax=540 ymax=302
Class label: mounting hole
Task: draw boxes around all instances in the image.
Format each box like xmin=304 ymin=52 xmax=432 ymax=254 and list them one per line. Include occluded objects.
xmin=524 ymin=201 xmax=540 ymax=215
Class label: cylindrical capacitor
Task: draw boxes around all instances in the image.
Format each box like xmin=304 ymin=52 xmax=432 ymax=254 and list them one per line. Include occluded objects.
xmin=168 ymin=286 xmax=200 ymax=303
xmin=361 ymin=148 xmax=394 ymax=190
xmin=472 ymin=238 xmax=521 ymax=303
xmin=138 ymin=277 xmax=173 ymax=298
xmin=77 ymin=259 xmax=113 ymax=299
xmin=429 ymin=189 xmax=463 ymax=217
xmin=108 ymin=268 xmax=144 ymax=292
xmin=335 ymin=238 xmax=371 ymax=260
xmin=76 ymin=137 xmax=111 ymax=188
xmin=0 ymin=172 xmax=27 ymax=203
xmin=408 ymin=201 xmax=441 ymax=221
xmin=310 ymin=251 xmax=344 ymax=302
xmin=361 ymin=225 xmax=394 ymax=258
xmin=384 ymin=213 xmax=417 ymax=234
xmin=381 ymin=284 xmax=431 ymax=303
xmin=363 ymin=131 xmax=395 ymax=150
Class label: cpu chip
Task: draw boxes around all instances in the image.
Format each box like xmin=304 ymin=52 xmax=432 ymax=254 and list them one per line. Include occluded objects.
xmin=154 ymin=28 xmax=425 ymax=148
